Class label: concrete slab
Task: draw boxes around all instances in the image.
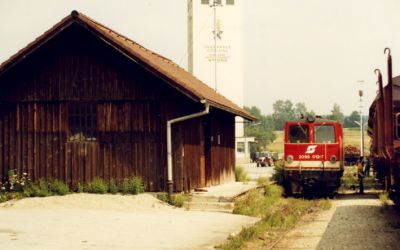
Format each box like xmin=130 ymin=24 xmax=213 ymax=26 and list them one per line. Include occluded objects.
xmin=192 ymin=181 xmax=258 ymax=202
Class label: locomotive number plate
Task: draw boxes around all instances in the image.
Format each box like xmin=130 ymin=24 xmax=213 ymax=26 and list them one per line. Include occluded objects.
xmin=299 ymin=154 xmax=324 ymax=160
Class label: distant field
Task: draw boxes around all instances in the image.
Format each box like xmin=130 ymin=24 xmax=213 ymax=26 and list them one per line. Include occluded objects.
xmin=267 ymin=128 xmax=370 ymax=155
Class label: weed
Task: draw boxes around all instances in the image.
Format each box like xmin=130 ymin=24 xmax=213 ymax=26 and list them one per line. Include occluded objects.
xmin=235 ymin=166 xmax=248 ymax=182
xmin=77 ymin=182 xmax=84 ymax=193
xmin=233 ymin=189 xmax=266 ymax=216
xmin=156 ymin=192 xmax=169 ymax=203
xmin=23 ymin=179 xmax=50 ymax=197
xmin=256 ymin=176 xmax=269 ymax=188
xmin=170 ymin=193 xmax=189 ymax=207
xmin=48 ymin=180 xmax=69 ymax=195
xmin=0 ymin=192 xmax=24 ymax=203
xmin=120 ymin=176 xmax=145 ymax=195
xmin=109 ymin=179 xmax=118 ymax=194
xmin=233 ymin=184 xmax=282 ymax=217
xmin=85 ymin=177 xmax=108 ymax=194
xmin=318 ymin=199 xmax=332 ymax=210
xmin=271 ymin=160 xmax=285 ymax=185
xmin=379 ymin=192 xmax=389 ymax=206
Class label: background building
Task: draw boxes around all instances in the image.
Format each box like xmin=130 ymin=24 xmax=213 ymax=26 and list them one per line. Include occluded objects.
xmin=188 ymin=0 xmax=254 ymax=163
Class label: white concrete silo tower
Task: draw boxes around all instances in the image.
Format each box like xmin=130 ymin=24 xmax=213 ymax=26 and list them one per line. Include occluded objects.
xmin=188 ymin=0 xmax=253 ymax=163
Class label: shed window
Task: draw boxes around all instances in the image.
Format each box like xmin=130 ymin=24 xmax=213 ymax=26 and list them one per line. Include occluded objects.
xmin=201 ymin=0 xmax=209 ymax=4
xmin=226 ymin=0 xmax=234 ymax=5
xmin=68 ymin=103 xmax=97 ymax=141
xmin=288 ymin=124 xmax=309 ymax=143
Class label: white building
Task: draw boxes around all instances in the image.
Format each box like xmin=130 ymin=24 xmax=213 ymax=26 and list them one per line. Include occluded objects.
xmin=187 ymin=0 xmax=254 ymax=164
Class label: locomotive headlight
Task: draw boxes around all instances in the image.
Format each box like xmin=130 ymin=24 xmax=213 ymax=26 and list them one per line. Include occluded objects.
xmin=330 ymin=155 xmax=337 ymax=163
xmin=287 ymin=155 xmax=294 ymax=163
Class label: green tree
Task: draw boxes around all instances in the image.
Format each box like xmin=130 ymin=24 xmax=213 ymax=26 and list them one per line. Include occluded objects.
xmin=328 ymin=103 xmax=344 ymax=124
xmin=272 ymin=99 xmax=296 ymax=130
xmin=244 ymin=106 xmax=276 ymax=152
xmin=343 ymin=111 xmax=360 ymax=128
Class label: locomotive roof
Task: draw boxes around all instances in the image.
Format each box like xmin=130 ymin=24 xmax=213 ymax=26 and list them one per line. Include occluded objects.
xmin=286 ymin=117 xmax=338 ymax=124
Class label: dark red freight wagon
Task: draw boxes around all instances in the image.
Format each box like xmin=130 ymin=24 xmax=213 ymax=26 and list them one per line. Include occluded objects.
xmin=369 ymin=48 xmax=400 ymax=205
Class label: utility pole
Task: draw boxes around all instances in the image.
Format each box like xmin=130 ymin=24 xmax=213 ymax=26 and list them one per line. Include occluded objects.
xmin=210 ymin=0 xmax=222 ymax=92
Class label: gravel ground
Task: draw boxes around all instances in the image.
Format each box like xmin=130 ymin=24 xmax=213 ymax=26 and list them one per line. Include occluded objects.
xmin=273 ymin=192 xmax=400 ymax=250
xmin=0 ymin=193 xmax=259 ymax=250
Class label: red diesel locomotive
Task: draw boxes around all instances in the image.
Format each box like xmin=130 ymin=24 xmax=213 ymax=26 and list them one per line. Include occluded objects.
xmin=283 ymin=116 xmax=344 ymax=195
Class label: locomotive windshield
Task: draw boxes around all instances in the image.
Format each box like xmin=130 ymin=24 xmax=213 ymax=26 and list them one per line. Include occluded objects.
xmin=288 ymin=124 xmax=309 ymax=143
xmin=314 ymin=124 xmax=335 ymax=143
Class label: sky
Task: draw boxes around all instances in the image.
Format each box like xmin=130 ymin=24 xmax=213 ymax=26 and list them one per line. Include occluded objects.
xmin=1 ymin=0 xmax=400 ymax=116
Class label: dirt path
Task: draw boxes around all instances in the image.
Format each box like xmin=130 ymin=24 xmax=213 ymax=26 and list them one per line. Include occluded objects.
xmin=272 ymin=193 xmax=400 ymax=250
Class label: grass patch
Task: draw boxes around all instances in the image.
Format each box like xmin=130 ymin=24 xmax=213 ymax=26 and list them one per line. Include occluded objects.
xmin=218 ymin=183 xmax=331 ymax=250
xmin=256 ymin=177 xmax=269 ymax=187
xmin=235 ymin=166 xmax=249 ymax=182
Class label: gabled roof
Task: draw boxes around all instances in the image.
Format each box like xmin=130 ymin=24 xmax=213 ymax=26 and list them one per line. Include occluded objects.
xmin=0 ymin=10 xmax=255 ymax=121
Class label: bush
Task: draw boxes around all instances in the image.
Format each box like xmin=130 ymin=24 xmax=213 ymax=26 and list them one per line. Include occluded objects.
xmin=235 ymin=166 xmax=248 ymax=182
xmin=85 ymin=177 xmax=108 ymax=194
xmin=170 ymin=193 xmax=189 ymax=208
xmin=48 ymin=180 xmax=69 ymax=195
xmin=271 ymin=160 xmax=285 ymax=185
xmin=77 ymin=182 xmax=84 ymax=193
xmin=23 ymin=179 xmax=50 ymax=197
xmin=120 ymin=176 xmax=145 ymax=195
xmin=37 ymin=180 xmax=50 ymax=197
xmin=156 ymin=192 xmax=169 ymax=203
xmin=0 ymin=192 xmax=24 ymax=203
xmin=109 ymin=179 xmax=118 ymax=194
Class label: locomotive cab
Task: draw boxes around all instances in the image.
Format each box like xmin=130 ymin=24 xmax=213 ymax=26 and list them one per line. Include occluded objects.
xmin=284 ymin=117 xmax=344 ymax=195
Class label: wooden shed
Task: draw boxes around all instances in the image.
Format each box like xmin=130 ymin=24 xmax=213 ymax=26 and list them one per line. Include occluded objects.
xmin=0 ymin=11 xmax=254 ymax=192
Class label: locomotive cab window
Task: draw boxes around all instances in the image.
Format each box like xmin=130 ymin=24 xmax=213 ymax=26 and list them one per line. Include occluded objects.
xmin=314 ymin=124 xmax=335 ymax=143
xmin=68 ymin=103 xmax=97 ymax=141
xmin=288 ymin=124 xmax=309 ymax=143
